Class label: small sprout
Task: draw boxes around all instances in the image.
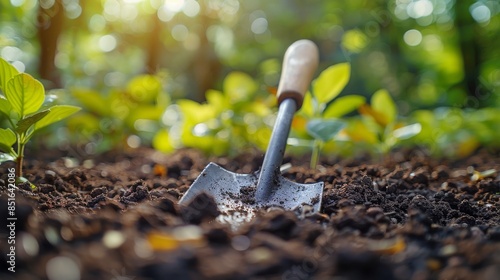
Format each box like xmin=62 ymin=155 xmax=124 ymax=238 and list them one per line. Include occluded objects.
xmin=471 ymin=169 xmax=497 ymax=182
xmin=357 ymin=89 xmax=421 ymax=154
xmin=0 ymin=58 xmax=80 ymax=184
xmin=291 ymin=62 xmax=365 ymax=168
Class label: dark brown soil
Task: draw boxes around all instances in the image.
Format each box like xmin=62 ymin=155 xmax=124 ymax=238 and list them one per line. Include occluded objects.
xmin=1 ymin=148 xmax=500 ymax=280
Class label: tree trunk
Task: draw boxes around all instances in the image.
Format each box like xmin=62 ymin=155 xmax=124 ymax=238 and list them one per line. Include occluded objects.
xmin=145 ymin=15 xmax=163 ymax=74
xmin=37 ymin=1 xmax=64 ymax=88
xmin=455 ymin=0 xmax=483 ymax=106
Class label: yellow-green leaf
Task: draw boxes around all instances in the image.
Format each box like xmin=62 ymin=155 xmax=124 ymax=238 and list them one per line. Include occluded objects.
xmin=0 ymin=128 xmax=16 ymax=153
xmin=0 ymin=58 xmax=19 ymax=93
xmin=16 ymin=109 xmax=50 ymax=134
xmin=152 ymin=129 xmax=176 ymax=153
xmin=323 ymin=95 xmax=365 ymax=118
xmin=223 ymin=72 xmax=257 ymax=103
xmin=5 ymin=73 xmax=45 ymax=117
xmin=177 ymin=99 xmax=215 ymax=123
xmin=206 ymin=89 xmax=228 ymax=114
xmin=341 ymin=29 xmax=368 ymax=53
xmin=371 ymin=89 xmax=397 ymax=125
xmin=34 ymin=105 xmax=81 ymax=130
xmin=298 ymin=91 xmax=315 ymax=117
xmin=126 ymin=74 xmax=162 ymax=103
xmin=0 ymin=97 xmax=11 ymax=116
xmin=313 ymin=63 xmax=350 ymax=105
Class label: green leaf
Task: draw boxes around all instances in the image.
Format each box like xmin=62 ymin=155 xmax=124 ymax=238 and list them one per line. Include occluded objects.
xmin=0 ymin=128 xmax=16 ymax=153
xmin=0 ymin=97 xmax=11 ymax=116
xmin=125 ymin=105 xmax=164 ymax=129
xmin=206 ymin=89 xmax=228 ymax=114
xmin=34 ymin=105 xmax=81 ymax=130
xmin=5 ymin=73 xmax=44 ymax=117
xmin=0 ymin=153 xmax=16 ymax=164
xmin=223 ymin=72 xmax=257 ymax=103
xmin=313 ymin=63 xmax=350 ymax=105
xmin=152 ymin=129 xmax=176 ymax=153
xmin=323 ymin=95 xmax=365 ymax=118
xmin=299 ymin=91 xmax=315 ymax=117
xmin=392 ymin=123 xmax=422 ymax=140
xmin=306 ymin=119 xmax=346 ymax=142
xmin=371 ymin=89 xmax=397 ymax=125
xmin=126 ymin=74 xmax=162 ymax=103
xmin=17 ymin=176 xmax=37 ymax=189
xmin=341 ymin=29 xmax=368 ymax=53
xmin=0 ymin=58 xmax=19 ymax=93
xmin=16 ymin=109 xmax=50 ymax=134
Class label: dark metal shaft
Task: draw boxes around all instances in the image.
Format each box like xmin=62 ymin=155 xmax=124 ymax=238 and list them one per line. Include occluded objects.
xmin=255 ymin=98 xmax=297 ymax=202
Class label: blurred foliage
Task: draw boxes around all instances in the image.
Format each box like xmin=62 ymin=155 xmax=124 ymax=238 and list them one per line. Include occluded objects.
xmin=153 ymin=71 xmax=274 ymax=156
xmin=289 ymin=63 xmax=422 ymax=161
xmin=1 ymin=0 xmax=499 ymax=104
xmin=411 ymin=106 xmax=500 ymax=157
xmin=350 ymin=89 xmax=422 ymax=155
xmin=0 ymin=0 xmax=499 ymax=159
xmin=67 ymin=73 xmax=169 ymax=153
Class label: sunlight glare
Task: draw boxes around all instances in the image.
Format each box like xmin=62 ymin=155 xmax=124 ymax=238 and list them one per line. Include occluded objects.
xmin=10 ymin=0 xmax=25 ymax=7
xmin=251 ymin=18 xmax=268 ymax=34
xmin=1 ymin=46 xmax=22 ymax=61
xmin=11 ymin=61 xmax=25 ymax=73
xmin=98 ymin=35 xmax=117 ymax=52
xmin=470 ymin=4 xmax=491 ymax=23
xmin=403 ymin=29 xmax=422 ymax=46
xmin=164 ymin=0 xmax=185 ymax=12
xmin=183 ymin=0 xmax=200 ymax=17
xmin=89 ymin=15 xmax=106 ymax=32
xmin=171 ymin=25 xmax=189 ymax=41
xmin=422 ymin=34 xmax=443 ymax=52
xmin=407 ymin=0 xmax=433 ymax=18
xmin=104 ymin=0 xmax=120 ymax=21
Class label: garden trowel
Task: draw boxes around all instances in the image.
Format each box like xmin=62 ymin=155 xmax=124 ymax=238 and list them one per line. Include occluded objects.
xmin=178 ymin=40 xmax=323 ymax=224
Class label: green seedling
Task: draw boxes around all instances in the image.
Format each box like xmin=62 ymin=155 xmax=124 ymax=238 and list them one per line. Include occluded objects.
xmin=353 ymin=89 xmax=421 ymax=154
xmin=0 ymin=58 xmax=80 ymax=183
xmin=290 ymin=62 xmax=365 ymax=168
xmin=154 ymin=71 xmax=274 ymax=155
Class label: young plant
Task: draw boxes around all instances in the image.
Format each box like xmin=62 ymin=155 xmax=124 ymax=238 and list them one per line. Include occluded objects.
xmin=291 ymin=62 xmax=365 ymax=168
xmin=353 ymin=89 xmax=422 ymax=154
xmin=0 ymin=58 xmax=80 ymax=181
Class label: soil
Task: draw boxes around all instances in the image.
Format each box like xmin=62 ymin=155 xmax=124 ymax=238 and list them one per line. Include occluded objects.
xmin=1 ymin=147 xmax=500 ymax=280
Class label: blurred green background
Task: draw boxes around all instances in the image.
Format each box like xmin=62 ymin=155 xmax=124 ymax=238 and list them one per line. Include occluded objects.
xmin=2 ymin=0 xmax=498 ymax=107
xmin=1 ymin=0 xmax=499 ymax=158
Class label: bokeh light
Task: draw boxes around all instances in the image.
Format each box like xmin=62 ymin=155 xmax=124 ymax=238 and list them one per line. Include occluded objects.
xmin=403 ymin=29 xmax=423 ymax=46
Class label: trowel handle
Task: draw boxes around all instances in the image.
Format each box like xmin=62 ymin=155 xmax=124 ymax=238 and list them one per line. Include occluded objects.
xmin=277 ymin=39 xmax=319 ymax=110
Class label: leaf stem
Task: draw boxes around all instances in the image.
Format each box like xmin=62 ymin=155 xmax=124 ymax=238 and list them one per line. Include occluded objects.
xmin=16 ymin=144 xmax=24 ymax=179
xmin=310 ymin=139 xmax=323 ymax=169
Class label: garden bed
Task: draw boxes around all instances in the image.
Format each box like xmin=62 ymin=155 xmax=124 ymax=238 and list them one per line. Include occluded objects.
xmin=1 ymin=148 xmax=500 ymax=280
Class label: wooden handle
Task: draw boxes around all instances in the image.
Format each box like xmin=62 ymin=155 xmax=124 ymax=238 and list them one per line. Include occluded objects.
xmin=277 ymin=39 xmax=319 ymax=109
